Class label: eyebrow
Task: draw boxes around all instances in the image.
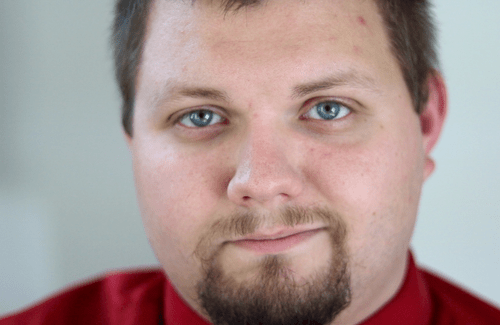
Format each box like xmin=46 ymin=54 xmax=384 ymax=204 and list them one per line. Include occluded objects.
xmin=156 ymin=70 xmax=379 ymax=107
xmin=153 ymin=83 xmax=231 ymax=109
xmin=291 ymin=71 xmax=380 ymax=99
xmin=176 ymin=87 xmax=230 ymax=102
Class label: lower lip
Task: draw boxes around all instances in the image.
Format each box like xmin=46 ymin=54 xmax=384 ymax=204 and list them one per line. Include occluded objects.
xmin=232 ymin=229 xmax=323 ymax=254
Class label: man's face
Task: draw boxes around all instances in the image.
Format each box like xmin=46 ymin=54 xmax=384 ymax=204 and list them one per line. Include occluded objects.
xmin=128 ymin=0 xmax=431 ymax=323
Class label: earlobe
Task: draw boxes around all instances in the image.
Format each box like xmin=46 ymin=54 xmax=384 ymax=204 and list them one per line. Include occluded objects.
xmin=421 ymin=71 xmax=447 ymax=179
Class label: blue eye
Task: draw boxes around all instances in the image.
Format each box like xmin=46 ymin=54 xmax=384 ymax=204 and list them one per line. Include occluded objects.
xmin=305 ymin=101 xmax=350 ymax=120
xmin=179 ymin=109 xmax=223 ymax=127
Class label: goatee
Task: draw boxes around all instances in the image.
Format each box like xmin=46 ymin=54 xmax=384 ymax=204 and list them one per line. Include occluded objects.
xmin=196 ymin=206 xmax=351 ymax=325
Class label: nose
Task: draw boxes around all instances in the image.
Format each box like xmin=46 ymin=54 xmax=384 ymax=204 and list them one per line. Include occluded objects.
xmin=227 ymin=127 xmax=304 ymax=209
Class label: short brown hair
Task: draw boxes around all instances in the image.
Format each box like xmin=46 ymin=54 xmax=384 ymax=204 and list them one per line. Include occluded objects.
xmin=112 ymin=0 xmax=439 ymax=136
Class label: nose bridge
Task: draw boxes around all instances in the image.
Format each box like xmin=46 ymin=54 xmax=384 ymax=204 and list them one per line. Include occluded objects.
xmin=245 ymin=126 xmax=285 ymax=178
xmin=227 ymin=118 xmax=303 ymax=207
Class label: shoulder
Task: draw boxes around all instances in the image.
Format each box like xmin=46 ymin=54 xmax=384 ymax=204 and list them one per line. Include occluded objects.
xmin=420 ymin=268 xmax=500 ymax=325
xmin=0 ymin=269 xmax=166 ymax=325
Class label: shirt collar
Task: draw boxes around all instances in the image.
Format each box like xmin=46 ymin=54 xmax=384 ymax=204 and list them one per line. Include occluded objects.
xmin=164 ymin=281 xmax=210 ymax=325
xmin=358 ymin=252 xmax=432 ymax=325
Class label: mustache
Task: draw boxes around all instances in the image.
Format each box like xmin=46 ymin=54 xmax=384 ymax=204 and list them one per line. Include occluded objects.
xmin=194 ymin=206 xmax=347 ymax=260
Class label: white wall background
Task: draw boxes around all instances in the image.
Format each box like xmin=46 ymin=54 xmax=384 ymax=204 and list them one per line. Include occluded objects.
xmin=0 ymin=0 xmax=499 ymax=316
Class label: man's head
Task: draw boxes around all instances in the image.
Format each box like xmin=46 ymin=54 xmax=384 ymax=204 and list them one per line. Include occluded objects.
xmin=114 ymin=0 xmax=447 ymax=324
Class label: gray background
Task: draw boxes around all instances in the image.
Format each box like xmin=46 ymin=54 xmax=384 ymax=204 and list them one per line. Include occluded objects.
xmin=1 ymin=0 xmax=499 ymax=315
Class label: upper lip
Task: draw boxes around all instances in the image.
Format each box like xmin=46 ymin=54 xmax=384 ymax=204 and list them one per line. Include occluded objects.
xmin=233 ymin=226 xmax=326 ymax=242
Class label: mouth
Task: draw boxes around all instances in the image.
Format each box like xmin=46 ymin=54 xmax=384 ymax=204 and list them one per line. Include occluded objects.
xmin=230 ymin=227 xmax=326 ymax=254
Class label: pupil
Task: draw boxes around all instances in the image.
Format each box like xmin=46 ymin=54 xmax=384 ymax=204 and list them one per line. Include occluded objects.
xmin=324 ymin=105 xmax=331 ymax=112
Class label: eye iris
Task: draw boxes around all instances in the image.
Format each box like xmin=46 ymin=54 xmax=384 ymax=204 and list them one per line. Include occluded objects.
xmin=189 ymin=110 xmax=213 ymax=127
xmin=317 ymin=102 xmax=340 ymax=120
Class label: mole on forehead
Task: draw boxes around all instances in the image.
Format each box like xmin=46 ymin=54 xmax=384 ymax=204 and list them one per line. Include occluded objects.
xmin=358 ymin=16 xmax=367 ymax=26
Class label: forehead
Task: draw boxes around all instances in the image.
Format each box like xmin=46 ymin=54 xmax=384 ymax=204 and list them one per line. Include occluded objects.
xmin=138 ymin=0 xmax=400 ymax=104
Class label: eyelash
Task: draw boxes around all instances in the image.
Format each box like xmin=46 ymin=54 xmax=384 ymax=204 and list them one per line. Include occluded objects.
xmin=174 ymin=99 xmax=352 ymax=128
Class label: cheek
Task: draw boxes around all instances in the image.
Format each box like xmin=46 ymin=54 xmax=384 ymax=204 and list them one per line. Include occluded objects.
xmin=131 ymin=139 xmax=227 ymax=266
xmin=304 ymin=117 xmax=425 ymax=257
xmin=131 ymin=139 xmax=234 ymax=301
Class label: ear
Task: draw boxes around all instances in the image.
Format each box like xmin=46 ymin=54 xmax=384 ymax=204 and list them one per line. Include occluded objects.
xmin=421 ymin=71 xmax=448 ymax=180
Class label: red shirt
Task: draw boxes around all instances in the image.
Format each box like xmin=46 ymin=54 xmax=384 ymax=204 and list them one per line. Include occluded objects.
xmin=2 ymin=253 xmax=499 ymax=324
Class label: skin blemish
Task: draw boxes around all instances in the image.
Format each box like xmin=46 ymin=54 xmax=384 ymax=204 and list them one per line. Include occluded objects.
xmin=358 ymin=16 xmax=367 ymax=26
xmin=353 ymin=46 xmax=363 ymax=54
